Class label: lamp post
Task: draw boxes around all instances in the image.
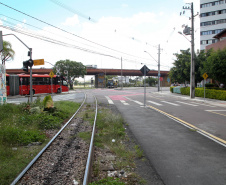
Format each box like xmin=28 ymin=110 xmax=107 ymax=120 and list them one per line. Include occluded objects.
xmin=144 ymin=50 xmax=160 ymax=92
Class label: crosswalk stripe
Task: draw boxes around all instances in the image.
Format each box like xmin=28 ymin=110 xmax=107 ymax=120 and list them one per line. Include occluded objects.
xmin=161 ymin=101 xmax=180 ymax=106
xmin=176 ymin=101 xmax=198 ymax=107
xmin=120 ymin=100 xmax=129 ymax=105
xmin=105 ymin=96 xmax=114 ymax=104
xmin=189 ymin=102 xmax=216 ymax=107
xmin=134 ymin=101 xmax=143 ymax=105
xmin=148 ymin=101 xmax=162 ymax=106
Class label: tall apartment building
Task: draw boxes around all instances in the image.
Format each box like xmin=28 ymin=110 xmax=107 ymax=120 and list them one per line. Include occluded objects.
xmin=200 ymin=0 xmax=226 ymax=50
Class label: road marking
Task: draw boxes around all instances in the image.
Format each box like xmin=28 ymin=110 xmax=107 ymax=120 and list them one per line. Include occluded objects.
xmin=148 ymin=101 xmax=162 ymax=106
xmin=161 ymin=101 xmax=180 ymax=106
xmin=147 ymin=105 xmax=226 ymax=147
xmin=176 ymin=101 xmax=198 ymax=107
xmin=105 ymin=96 xmax=114 ymax=104
xmin=189 ymin=102 xmax=216 ymax=107
xmin=120 ymin=100 xmax=129 ymax=105
xmin=134 ymin=101 xmax=143 ymax=105
xmin=125 ymin=97 xmax=143 ymax=105
xmin=205 ymin=110 xmax=226 ymax=117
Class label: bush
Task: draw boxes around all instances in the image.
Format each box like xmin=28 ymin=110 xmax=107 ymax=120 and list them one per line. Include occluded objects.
xmin=180 ymin=87 xmax=226 ymax=100
xmin=180 ymin=87 xmax=190 ymax=95
xmin=170 ymin=86 xmax=174 ymax=93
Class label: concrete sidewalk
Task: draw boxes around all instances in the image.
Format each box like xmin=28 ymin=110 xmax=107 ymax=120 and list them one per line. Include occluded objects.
xmin=156 ymin=90 xmax=226 ymax=108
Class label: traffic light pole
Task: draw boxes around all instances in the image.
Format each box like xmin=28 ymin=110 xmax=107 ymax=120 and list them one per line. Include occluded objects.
xmin=3 ymin=33 xmax=33 ymax=102
xmin=29 ymin=48 xmax=33 ymax=103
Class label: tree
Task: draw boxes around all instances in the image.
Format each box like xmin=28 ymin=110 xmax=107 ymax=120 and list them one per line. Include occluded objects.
xmin=144 ymin=77 xmax=158 ymax=86
xmin=1 ymin=41 xmax=15 ymax=64
xmin=53 ymin=59 xmax=86 ymax=89
xmin=204 ymin=48 xmax=226 ymax=86
xmin=169 ymin=49 xmax=190 ymax=84
xmin=169 ymin=49 xmax=208 ymax=86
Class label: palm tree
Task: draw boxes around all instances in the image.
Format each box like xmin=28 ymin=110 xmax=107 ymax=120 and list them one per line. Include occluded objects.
xmin=1 ymin=40 xmax=15 ymax=64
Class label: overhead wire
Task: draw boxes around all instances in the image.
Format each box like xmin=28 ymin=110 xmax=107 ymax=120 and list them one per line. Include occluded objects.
xmin=1 ymin=20 xmax=155 ymax=66
xmin=0 ymin=2 xmax=153 ymax=62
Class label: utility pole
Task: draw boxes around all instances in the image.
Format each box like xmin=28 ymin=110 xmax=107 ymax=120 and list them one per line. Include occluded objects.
xmin=183 ymin=3 xmax=195 ymax=98
xmin=121 ymin=57 xmax=123 ymax=90
xmin=158 ymin=44 xmax=161 ymax=92
xmin=190 ymin=2 xmax=195 ymax=98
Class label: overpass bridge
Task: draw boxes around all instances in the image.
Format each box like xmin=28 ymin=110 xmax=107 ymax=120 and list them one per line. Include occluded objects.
xmin=6 ymin=68 xmax=170 ymax=87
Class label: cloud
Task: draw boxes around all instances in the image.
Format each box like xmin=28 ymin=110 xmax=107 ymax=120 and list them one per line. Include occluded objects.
xmin=121 ymin=4 xmax=128 ymax=8
xmin=62 ymin=14 xmax=80 ymax=26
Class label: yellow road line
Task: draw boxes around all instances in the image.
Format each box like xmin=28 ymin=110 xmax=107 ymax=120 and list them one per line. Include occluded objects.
xmin=147 ymin=105 xmax=226 ymax=145
xmin=209 ymin=111 xmax=226 ymax=117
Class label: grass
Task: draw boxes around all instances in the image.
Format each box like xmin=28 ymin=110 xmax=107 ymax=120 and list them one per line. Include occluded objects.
xmin=0 ymin=98 xmax=80 ymax=185
xmin=79 ymin=107 xmax=145 ymax=184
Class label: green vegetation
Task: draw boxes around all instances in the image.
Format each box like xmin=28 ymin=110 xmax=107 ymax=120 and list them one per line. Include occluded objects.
xmin=53 ymin=59 xmax=87 ymax=89
xmin=179 ymin=87 xmax=226 ymax=100
xmin=89 ymin=177 xmax=125 ymax=185
xmin=79 ymin=107 xmax=145 ymax=184
xmin=169 ymin=48 xmax=226 ymax=88
xmin=0 ymin=97 xmax=80 ymax=185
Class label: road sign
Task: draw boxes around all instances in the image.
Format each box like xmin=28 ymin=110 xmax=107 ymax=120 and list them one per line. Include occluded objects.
xmin=140 ymin=65 xmax=150 ymax=75
xmin=160 ymin=77 xmax=163 ymax=81
xmin=33 ymin=59 xmax=44 ymax=66
xmin=49 ymin=71 xmax=54 ymax=78
xmin=167 ymin=77 xmax=170 ymax=83
xmin=203 ymin=73 xmax=208 ymax=80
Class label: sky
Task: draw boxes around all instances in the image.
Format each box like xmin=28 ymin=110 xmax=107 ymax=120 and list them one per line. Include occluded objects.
xmin=0 ymin=0 xmax=200 ymax=74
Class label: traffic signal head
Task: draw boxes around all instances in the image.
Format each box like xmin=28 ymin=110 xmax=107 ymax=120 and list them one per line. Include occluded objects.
xmin=22 ymin=59 xmax=33 ymax=72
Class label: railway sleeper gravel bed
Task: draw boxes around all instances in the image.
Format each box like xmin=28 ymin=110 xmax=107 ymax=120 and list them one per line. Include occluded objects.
xmin=18 ymin=102 xmax=95 ymax=185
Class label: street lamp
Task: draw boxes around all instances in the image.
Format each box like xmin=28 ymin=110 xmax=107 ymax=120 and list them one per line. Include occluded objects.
xmin=144 ymin=50 xmax=160 ymax=92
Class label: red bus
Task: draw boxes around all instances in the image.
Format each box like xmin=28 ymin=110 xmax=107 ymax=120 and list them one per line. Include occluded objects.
xmin=6 ymin=74 xmax=69 ymax=96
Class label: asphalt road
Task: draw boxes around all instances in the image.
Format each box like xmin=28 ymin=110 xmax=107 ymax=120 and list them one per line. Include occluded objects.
xmin=7 ymin=87 xmax=226 ymax=185
xmin=90 ymin=87 xmax=226 ymax=185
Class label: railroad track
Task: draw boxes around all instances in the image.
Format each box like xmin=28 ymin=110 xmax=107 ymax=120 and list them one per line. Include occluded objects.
xmin=11 ymin=93 xmax=98 ymax=185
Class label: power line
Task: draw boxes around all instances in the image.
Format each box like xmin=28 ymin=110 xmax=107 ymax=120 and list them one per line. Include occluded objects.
xmin=1 ymin=22 xmax=155 ymax=66
xmin=0 ymin=2 xmax=152 ymax=61
xmin=49 ymin=0 xmax=97 ymax=22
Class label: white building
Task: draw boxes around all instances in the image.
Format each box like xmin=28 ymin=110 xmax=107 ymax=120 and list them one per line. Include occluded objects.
xmin=200 ymin=0 xmax=226 ymax=50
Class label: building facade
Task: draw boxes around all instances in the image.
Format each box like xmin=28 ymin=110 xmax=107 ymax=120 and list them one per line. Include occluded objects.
xmin=200 ymin=0 xmax=226 ymax=50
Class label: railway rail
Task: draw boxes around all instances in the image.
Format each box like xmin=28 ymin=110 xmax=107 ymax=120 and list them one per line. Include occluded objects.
xmin=11 ymin=93 xmax=98 ymax=185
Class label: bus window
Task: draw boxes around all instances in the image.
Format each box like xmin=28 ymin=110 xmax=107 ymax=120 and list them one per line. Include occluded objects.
xmin=6 ymin=76 xmax=9 ymax=86
xmin=63 ymin=80 xmax=68 ymax=86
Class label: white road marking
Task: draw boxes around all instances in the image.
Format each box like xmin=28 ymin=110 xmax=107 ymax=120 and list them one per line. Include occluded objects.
xmin=176 ymin=101 xmax=198 ymax=107
xmin=205 ymin=110 xmax=226 ymax=112
xmin=190 ymin=102 xmax=216 ymax=107
xmin=134 ymin=101 xmax=143 ymax=105
xmin=120 ymin=100 xmax=129 ymax=105
xmin=148 ymin=101 xmax=162 ymax=106
xmin=105 ymin=96 xmax=114 ymax=104
xmin=161 ymin=101 xmax=180 ymax=106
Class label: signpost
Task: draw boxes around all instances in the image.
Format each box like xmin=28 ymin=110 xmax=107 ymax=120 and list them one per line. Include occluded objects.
xmin=33 ymin=59 xmax=44 ymax=66
xmin=203 ymin=73 xmax=208 ymax=101
xmin=140 ymin=65 xmax=150 ymax=107
xmin=49 ymin=71 xmax=54 ymax=94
